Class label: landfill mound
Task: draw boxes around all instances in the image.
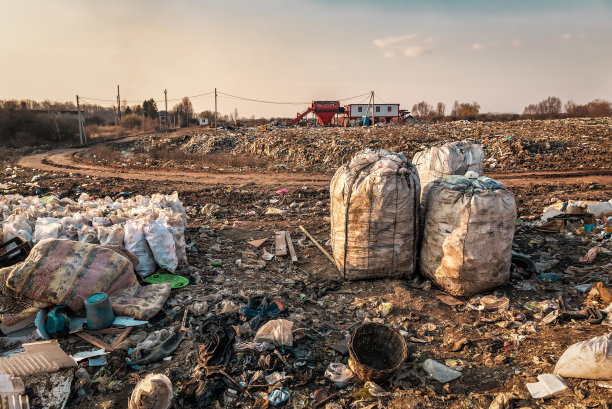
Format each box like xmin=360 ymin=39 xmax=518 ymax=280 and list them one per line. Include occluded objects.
xmin=77 ymin=117 xmax=612 ymax=173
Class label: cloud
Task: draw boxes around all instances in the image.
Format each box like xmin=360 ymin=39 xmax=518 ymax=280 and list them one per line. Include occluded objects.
xmin=562 ymin=33 xmax=572 ymax=40
xmin=372 ymin=34 xmax=416 ymax=48
xmin=403 ymin=45 xmax=432 ymax=58
xmin=383 ymin=51 xmax=396 ymax=58
xmin=471 ymin=40 xmax=520 ymax=51
xmin=471 ymin=42 xmax=491 ymax=51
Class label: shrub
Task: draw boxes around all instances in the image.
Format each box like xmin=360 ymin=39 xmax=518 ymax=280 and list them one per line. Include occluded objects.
xmin=0 ymin=107 xmax=79 ymax=147
xmin=120 ymin=113 xmax=142 ymax=129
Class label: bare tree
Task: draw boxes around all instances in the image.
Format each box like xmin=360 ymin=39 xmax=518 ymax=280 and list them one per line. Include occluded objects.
xmin=233 ymin=107 xmax=239 ymax=122
xmin=436 ymin=102 xmax=446 ymax=118
xmin=523 ymin=96 xmax=561 ymax=118
xmin=412 ymin=101 xmax=434 ymax=119
xmin=172 ymin=97 xmax=194 ymax=127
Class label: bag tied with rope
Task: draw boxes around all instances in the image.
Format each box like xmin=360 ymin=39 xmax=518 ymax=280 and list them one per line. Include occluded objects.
xmin=419 ymin=173 xmax=516 ymax=296
xmin=330 ymin=149 xmax=420 ymax=280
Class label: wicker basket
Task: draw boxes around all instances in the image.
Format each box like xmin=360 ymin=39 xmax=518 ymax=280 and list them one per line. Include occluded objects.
xmin=348 ymin=322 xmax=407 ymax=382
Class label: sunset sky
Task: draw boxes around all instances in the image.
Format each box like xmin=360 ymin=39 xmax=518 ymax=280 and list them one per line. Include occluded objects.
xmin=1 ymin=0 xmax=610 ymax=117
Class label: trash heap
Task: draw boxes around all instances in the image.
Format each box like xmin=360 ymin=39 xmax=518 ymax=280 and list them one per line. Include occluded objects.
xmin=95 ymin=117 xmax=612 ymax=173
xmin=0 ymin=192 xmax=187 ymax=277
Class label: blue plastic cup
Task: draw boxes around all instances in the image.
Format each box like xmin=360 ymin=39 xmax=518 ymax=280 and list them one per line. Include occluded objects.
xmin=85 ymin=293 xmax=115 ymax=330
xmin=584 ymin=224 xmax=594 ymax=232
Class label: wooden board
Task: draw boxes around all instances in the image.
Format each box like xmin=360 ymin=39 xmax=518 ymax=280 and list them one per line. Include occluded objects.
xmin=275 ymin=231 xmax=287 ymax=256
xmin=285 ymin=231 xmax=298 ymax=263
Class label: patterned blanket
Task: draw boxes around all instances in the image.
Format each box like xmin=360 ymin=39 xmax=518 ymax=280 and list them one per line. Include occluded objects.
xmin=6 ymin=239 xmax=171 ymax=321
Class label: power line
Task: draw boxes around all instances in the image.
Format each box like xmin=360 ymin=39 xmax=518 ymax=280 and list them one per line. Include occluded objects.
xmin=217 ymin=91 xmax=308 ymax=105
xmin=338 ymin=92 xmax=371 ymax=101
xmin=374 ymin=92 xmax=389 ymax=104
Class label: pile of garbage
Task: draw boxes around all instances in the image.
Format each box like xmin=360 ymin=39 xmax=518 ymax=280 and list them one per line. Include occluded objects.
xmin=87 ymin=117 xmax=612 ymax=173
xmin=0 ymin=192 xmax=187 ymax=276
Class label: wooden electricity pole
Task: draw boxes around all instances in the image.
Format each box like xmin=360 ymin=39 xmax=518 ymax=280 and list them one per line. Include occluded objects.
xmin=76 ymin=95 xmax=84 ymax=145
xmin=164 ymin=89 xmax=168 ymax=131
xmin=117 ymin=85 xmax=121 ymax=120
xmin=370 ymin=90 xmax=375 ymax=127
xmin=214 ymin=88 xmax=217 ymax=128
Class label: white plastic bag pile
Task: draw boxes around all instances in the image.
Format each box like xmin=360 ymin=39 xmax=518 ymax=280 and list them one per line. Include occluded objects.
xmin=0 ymin=192 xmax=188 ymax=277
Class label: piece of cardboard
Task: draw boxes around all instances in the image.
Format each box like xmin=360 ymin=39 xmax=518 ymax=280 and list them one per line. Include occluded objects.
xmin=248 ymin=238 xmax=268 ymax=248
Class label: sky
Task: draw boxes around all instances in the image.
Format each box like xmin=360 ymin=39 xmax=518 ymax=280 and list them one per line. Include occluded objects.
xmin=1 ymin=0 xmax=611 ymax=117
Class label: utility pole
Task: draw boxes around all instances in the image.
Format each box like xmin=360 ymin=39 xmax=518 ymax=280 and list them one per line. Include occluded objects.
xmin=117 ymin=85 xmax=121 ymax=120
xmin=164 ymin=89 xmax=168 ymax=130
xmin=370 ymin=90 xmax=375 ymax=127
xmin=76 ymin=95 xmax=84 ymax=145
xmin=214 ymin=88 xmax=217 ymax=128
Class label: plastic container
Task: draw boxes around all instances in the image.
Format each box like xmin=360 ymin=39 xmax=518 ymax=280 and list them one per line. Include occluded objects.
xmin=85 ymin=292 xmax=115 ymax=330
xmin=584 ymin=224 xmax=594 ymax=232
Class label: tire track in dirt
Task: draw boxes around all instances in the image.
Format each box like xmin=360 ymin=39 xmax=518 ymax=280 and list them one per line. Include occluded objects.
xmin=18 ymin=146 xmax=612 ymax=189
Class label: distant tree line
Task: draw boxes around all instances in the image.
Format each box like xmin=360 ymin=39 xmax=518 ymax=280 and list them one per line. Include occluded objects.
xmin=410 ymin=97 xmax=611 ymax=122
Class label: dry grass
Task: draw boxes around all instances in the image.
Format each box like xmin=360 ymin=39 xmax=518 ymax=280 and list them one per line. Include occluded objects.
xmin=89 ymin=145 xmax=120 ymax=162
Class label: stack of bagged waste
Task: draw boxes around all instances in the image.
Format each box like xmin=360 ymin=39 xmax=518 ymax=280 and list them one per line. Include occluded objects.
xmin=0 ymin=192 xmax=187 ymax=277
xmin=330 ymin=149 xmax=420 ymax=280
xmin=412 ymin=140 xmax=485 ymax=207
xmin=420 ymin=172 xmax=516 ymax=296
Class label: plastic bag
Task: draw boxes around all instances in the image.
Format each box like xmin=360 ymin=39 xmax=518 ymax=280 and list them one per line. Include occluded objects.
xmin=97 ymin=224 xmax=125 ymax=246
xmin=325 ymin=362 xmax=353 ymax=386
xmin=78 ymin=224 xmax=97 ymax=243
xmin=144 ymin=218 xmax=178 ymax=272
xmin=32 ymin=217 xmax=61 ymax=243
xmin=554 ymin=332 xmax=612 ymax=380
xmin=253 ymin=319 xmax=294 ymax=347
xmin=124 ymin=219 xmax=157 ymax=277
xmin=165 ymin=213 xmax=187 ymax=264
xmin=2 ymin=215 xmax=33 ymax=243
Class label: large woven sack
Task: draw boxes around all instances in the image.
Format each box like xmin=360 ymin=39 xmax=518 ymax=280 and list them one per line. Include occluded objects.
xmin=330 ymin=149 xmax=420 ymax=280
xmin=420 ymin=174 xmax=516 ymax=296
xmin=412 ymin=140 xmax=484 ymax=206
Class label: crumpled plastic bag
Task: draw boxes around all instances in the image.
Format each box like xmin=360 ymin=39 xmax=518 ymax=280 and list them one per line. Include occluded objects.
xmin=2 ymin=215 xmax=33 ymax=243
xmin=253 ymin=319 xmax=293 ymax=347
xmin=97 ymin=224 xmax=125 ymax=246
xmin=144 ymin=217 xmax=177 ymax=272
xmin=325 ymin=362 xmax=353 ymax=386
xmin=33 ymin=217 xmax=61 ymax=243
xmin=554 ymin=332 xmax=612 ymax=380
xmin=124 ymin=219 xmax=157 ymax=277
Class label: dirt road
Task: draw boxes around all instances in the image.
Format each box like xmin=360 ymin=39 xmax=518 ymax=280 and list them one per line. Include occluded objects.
xmin=18 ymin=145 xmax=612 ymax=189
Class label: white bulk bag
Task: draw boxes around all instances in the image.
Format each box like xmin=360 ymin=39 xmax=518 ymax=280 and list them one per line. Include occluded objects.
xmin=413 ymin=140 xmax=484 ymax=205
xmin=331 ymin=149 xmax=420 ymax=280
xmin=420 ymin=174 xmax=516 ymax=296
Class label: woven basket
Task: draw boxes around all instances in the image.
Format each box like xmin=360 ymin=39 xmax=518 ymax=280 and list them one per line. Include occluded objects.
xmin=348 ymin=322 xmax=407 ymax=382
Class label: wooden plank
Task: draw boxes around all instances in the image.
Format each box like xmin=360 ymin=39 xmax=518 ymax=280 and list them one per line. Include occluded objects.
xmin=110 ymin=327 xmax=133 ymax=351
xmin=75 ymin=332 xmax=112 ymax=351
xmin=275 ymin=231 xmax=287 ymax=256
xmin=298 ymin=225 xmax=335 ymax=265
xmin=285 ymin=231 xmax=298 ymax=263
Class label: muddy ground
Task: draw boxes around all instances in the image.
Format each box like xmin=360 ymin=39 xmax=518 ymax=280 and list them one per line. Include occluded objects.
xmin=1 ymin=119 xmax=612 ymax=409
